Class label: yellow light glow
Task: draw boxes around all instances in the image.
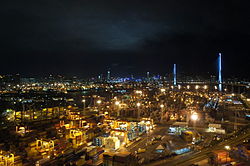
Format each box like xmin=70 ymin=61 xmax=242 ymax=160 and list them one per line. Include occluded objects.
xmin=224 ymin=145 xmax=231 ymax=150
xmin=135 ymin=90 xmax=142 ymax=94
xmin=191 ymin=113 xmax=198 ymax=121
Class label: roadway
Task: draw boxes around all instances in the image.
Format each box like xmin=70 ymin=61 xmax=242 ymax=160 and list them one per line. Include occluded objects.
xmin=126 ymin=126 xmax=167 ymax=151
xmin=146 ymin=127 xmax=250 ymax=166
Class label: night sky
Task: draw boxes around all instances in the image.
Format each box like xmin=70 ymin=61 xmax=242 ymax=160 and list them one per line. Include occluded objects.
xmin=1 ymin=0 xmax=250 ymax=78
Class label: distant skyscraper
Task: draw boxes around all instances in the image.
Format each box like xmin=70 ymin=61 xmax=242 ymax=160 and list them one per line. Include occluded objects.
xmin=107 ymin=70 xmax=111 ymax=81
xmin=173 ymin=64 xmax=177 ymax=86
xmin=218 ymin=53 xmax=222 ymax=92
xmin=147 ymin=72 xmax=150 ymax=81
xmin=98 ymin=74 xmax=103 ymax=81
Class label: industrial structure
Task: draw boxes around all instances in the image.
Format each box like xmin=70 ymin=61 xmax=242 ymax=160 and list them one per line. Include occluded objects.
xmin=173 ymin=64 xmax=177 ymax=86
xmin=218 ymin=53 xmax=222 ymax=92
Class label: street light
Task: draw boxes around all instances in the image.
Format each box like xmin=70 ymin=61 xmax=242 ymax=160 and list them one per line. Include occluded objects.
xmin=82 ymin=99 xmax=86 ymax=115
xmin=97 ymin=100 xmax=102 ymax=104
xmin=224 ymin=145 xmax=231 ymax=150
xmin=135 ymin=90 xmax=142 ymax=94
xmin=224 ymin=145 xmax=231 ymax=163
xmin=195 ymin=85 xmax=199 ymax=90
xmin=115 ymin=101 xmax=120 ymax=105
xmin=115 ymin=101 xmax=120 ymax=117
xmin=191 ymin=112 xmax=198 ymax=131
xmin=191 ymin=112 xmax=198 ymax=121
xmin=160 ymin=104 xmax=164 ymax=108
xmin=96 ymin=100 xmax=102 ymax=115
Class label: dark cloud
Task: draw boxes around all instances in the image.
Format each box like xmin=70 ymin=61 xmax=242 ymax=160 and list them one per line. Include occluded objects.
xmin=0 ymin=0 xmax=250 ymax=77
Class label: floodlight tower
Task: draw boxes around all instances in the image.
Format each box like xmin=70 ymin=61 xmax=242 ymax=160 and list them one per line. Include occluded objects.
xmin=107 ymin=70 xmax=111 ymax=81
xmin=173 ymin=64 xmax=177 ymax=86
xmin=218 ymin=53 xmax=222 ymax=92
